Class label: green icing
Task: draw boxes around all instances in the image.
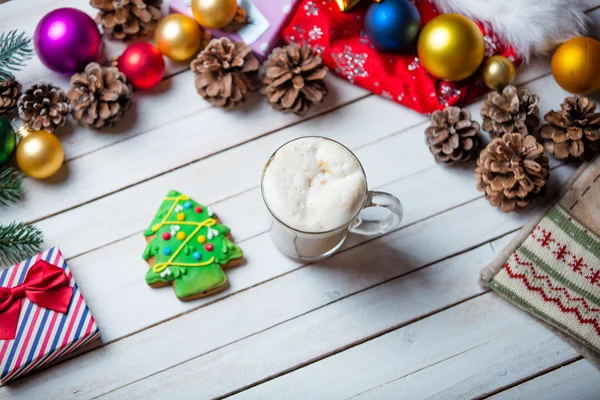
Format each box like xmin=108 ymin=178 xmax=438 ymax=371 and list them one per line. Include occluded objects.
xmin=143 ymin=190 xmax=243 ymax=299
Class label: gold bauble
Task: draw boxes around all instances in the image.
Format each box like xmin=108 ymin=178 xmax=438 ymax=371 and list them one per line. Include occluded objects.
xmin=16 ymin=129 xmax=64 ymax=179
xmin=551 ymin=36 xmax=600 ymax=95
xmin=155 ymin=14 xmax=203 ymax=61
xmin=191 ymin=0 xmax=238 ymax=29
xmin=481 ymin=55 xmax=516 ymax=90
xmin=417 ymin=14 xmax=485 ymax=81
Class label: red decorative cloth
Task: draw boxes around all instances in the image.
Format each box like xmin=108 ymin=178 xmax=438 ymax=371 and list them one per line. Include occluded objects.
xmin=0 ymin=260 xmax=73 ymax=340
xmin=281 ymin=0 xmax=520 ymax=114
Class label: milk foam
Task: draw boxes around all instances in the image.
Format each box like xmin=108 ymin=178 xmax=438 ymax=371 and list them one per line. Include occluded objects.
xmin=262 ymin=137 xmax=367 ymax=232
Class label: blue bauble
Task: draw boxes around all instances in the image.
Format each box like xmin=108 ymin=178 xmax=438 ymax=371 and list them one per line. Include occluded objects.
xmin=365 ymin=0 xmax=421 ymax=53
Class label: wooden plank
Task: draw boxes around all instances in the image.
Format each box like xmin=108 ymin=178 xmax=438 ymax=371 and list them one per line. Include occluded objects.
xmin=490 ymin=360 xmax=600 ymax=400
xmin=102 ymin=242 xmax=495 ymax=400
xmin=349 ymin=322 xmax=579 ymax=400
xmin=0 ymin=165 xmax=573 ymax=400
xmin=223 ymin=292 xmax=568 ymax=400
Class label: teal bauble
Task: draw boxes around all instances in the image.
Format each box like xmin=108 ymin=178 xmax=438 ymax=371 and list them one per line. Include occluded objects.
xmin=365 ymin=0 xmax=421 ymax=53
xmin=0 ymin=117 xmax=16 ymax=165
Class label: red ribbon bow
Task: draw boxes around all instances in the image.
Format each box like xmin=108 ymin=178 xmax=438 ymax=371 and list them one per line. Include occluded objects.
xmin=0 ymin=260 xmax=73 ymax=341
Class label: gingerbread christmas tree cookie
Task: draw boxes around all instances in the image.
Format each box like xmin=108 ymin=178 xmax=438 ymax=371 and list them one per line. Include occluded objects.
xmin=142 ymin=190 xmax=243 ymax=300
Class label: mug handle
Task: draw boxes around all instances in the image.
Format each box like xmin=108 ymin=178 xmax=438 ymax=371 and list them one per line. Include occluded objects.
xmin=349 ymin=191 xmax=403 ymax=236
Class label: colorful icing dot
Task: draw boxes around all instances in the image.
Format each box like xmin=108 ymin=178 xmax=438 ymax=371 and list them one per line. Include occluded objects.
xmin=163 ymin=247 xmax=172 ymax=256
xmin=192 ymin=251 xmax=203 ymax=260
xmin=204 ymin=243 xmax=214 ymax=252
xmin=176 ymin=212 xmax=185 ymax=221
xmin=176 ymin=231 xmax=186 ymax=240
xmin=162 ymin=232 xmax=171 ymax=240
xmin=195 ymin=206 xmax=203 ymax=213
xmin=184 ymin=201 xmax=193 ymax=209
xmin=197 ymin=235 xmax=207 ymax=244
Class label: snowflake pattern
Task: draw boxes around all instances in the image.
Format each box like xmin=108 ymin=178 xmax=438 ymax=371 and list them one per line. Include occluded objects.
xmin=304 ymin=1 xmax=319 ymax=16
xmin=438 ymin=83 xmax=462 ymax=107
xmin=312 ymin=44 xmax=325 ymax=54
xmin=407 ymin=57 xmax=420 ymax=71
xmin=331 ymin=46 xmax=369 ymax=83
xmin=483 ymin=34 xmax=500 ymax=57
xmin=308 ymin=26 xmax=323 ymax=41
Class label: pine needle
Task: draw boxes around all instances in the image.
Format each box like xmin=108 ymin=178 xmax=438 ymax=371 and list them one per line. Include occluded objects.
xmin=0 ymin=30 xmax=33 ymax=80
xmin=0 ymin=222 xmax=44 ymax=266
xmin=0 ymin=167 xmax=23 ymax=206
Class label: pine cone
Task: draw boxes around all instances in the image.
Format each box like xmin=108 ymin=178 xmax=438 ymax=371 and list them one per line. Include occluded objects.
xmin=475 ymin=133 xmax=549 ymax=212
xmin=67 ymin=62 xmax=132 ymax=129
xmin=425 ymin=106 xmax=480 ymax=165
xmin=190 ymin=37 xmax=260 ymax=109
xmin=539 ymin=96 xmax=600 ymax=160
xmin=481 ymin=85 xmax=540 ymax=138
xmin=262 ymin=44 xmax=328 ymax=116
xmin=91 ymin=0 xmax=162 ymax=41
xmin=0 ymin=77 xmax=21 ymax=115
xmin=18 ymin=83 xmax=69 ymax=132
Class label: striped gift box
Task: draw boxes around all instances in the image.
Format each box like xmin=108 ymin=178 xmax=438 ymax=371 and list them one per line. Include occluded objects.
xmin=0 ymin=247 xmax=100 ymax=385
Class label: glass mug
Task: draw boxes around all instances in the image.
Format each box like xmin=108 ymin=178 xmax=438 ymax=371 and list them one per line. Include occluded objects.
xmin=261 ymin=136 xmax=403 ymax=261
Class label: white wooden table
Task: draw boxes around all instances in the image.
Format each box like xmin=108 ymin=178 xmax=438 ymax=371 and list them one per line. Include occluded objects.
xmin=1 ymin=1 xmax=600 ymax=398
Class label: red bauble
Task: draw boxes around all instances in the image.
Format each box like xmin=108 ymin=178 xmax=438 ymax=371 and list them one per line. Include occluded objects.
xmin=118 ymin=43 xmax=165 ymax=90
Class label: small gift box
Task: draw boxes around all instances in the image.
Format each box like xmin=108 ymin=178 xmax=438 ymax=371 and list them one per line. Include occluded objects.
xmin=0 ymin=247 xmax=100 ymax=385
xmin=169 ymin=0 xmax=301 ymax=59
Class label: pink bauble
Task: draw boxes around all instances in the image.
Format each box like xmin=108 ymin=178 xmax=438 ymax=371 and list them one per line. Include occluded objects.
xmin=34 ymin=8 xmax=101 ymax=74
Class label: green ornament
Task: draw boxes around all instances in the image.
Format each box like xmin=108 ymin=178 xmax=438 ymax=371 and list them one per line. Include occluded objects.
xmin=0 ymin=117 xmax=16 ymax=166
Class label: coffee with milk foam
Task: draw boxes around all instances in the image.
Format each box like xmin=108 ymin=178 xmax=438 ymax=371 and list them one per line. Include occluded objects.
xmin=262 ymin=137 xmax=367 ymax=232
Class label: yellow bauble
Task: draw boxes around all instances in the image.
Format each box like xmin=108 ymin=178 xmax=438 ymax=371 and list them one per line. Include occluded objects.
xmin=551 ymin=36 xmax=600 ymax=95
xmin=482 ymin=55 xmax=515 ymax=90
xmin=155 ymin=14 xmax=203 ymax=61
xmin=16 ymin=130 xmax=64 ymax=179
xmin=417 ymin=14 xmax=485 ymax=81
xmin=191 ymin=0 xmax=238 ymax=29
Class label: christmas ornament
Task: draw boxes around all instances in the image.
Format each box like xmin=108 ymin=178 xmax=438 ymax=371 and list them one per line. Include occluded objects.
xmin=480 ymin=85 xmax=539 ymax=138
xmin=0 ymin=117 xmax=16 ymax=166
xmin=476 ymin=133 xmax=549 ymax=212
xmin=191 ymin=0 xmax=242 ymax=29
xmin=539 ymin=96 xmax=600 ymax=160
xmin=67 ymin=63 xmax=132 ymax=129
xmin=34 ymin=8 xmax=102 ymax=74
xmin=18 ymin=83 xmax=69 ymax=133
xmin=364 ymin=0 xmax=420 ymax=54
xmin=481 ymin=55 xmax=515 ymax=91
xmin=0 ymin=77 xmax=22 ymax=115
xmin=417 ymin=14 xmax=484 ymax=81
xmin=432 ymin=0 xmax=588 ymax=61
xmin=117 ymin=43 xmax=165 ymax=90
xmin=425 ymin=106 xmax=480 ymax=165
xmin=551 ymin=37 xmax=600 ymax=95
xmin=15 ymin=126 xmax=64 ymax=179
xmin=262 ymin=44 xmax=328 ymax=115
xmin=154 ymin=14 xmax=203 ymax=61
xmin=91 ymin=0 xmax=162 ymax=41
xmin=191 ymin=38 xmax=259 ymax=109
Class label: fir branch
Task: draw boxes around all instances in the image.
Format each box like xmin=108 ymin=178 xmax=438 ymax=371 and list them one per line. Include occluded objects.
xmin=0 ymin=222 xmax=44 ymax=266
xmin=0 ymin=167 xmax=23 ymax=206
xmin=0 ymin=30 xmax=33 ymax=80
